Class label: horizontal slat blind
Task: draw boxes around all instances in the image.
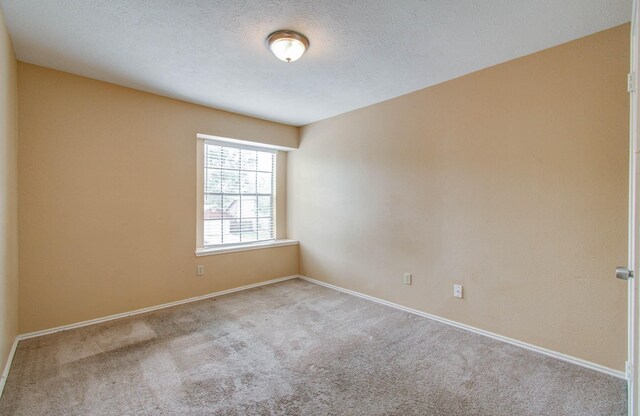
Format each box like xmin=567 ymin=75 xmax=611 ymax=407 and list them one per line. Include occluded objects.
xmin=203 ymin=140 xmax=276 ymax=246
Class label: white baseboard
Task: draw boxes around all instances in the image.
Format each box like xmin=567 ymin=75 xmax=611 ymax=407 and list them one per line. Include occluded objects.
xmin=0 ymin=337 xmax=19 ymax=399
xmin=18 ymin=275 xmax=298 ymax=341
xmin=298 ymin=275 xmax=625 ymax=380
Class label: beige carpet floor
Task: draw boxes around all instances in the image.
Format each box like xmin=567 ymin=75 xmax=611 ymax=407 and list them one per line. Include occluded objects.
xmin=0 ymin=278 xmax=627 ymax=415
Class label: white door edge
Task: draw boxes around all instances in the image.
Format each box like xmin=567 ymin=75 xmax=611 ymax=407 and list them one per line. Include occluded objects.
xmin=630 ymin=2 xmax=639 ymax=415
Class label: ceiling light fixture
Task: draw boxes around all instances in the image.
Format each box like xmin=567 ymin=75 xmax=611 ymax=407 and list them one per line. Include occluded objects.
xmin=266 ymin=30 xmax=309 ymax=63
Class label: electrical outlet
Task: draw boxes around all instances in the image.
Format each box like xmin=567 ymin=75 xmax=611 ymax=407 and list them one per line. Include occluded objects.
xmin=197 ymin=265 xmax=204 ymax=276
xmin=403 ymin=273 xmax=412 ymax=285
xmin=453 ymin=284 xmax=463 ymax=299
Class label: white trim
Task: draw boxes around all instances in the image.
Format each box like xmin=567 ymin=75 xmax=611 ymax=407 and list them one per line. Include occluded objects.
xmin=197 ymin=133 xmax=296 ymax=152
xmin=0 ymin=337 xmax=19 ymax=399
xmin=18 ymin=275 xmax=298 ymax=340
xmin=195 ymin=239 xmax=298 ymax=257
xmin=630 ymin=2 xmax=639 ymax=415
xmin=298 ymin=275 xmax=626 ymax=380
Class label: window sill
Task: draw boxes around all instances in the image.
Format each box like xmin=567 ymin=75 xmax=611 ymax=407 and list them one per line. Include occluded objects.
xmin=195 ymin=239 xmax=299 ymax=257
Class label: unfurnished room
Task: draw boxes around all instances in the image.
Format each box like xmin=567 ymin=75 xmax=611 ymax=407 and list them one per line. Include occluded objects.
xmin=0 ymin=1 xmax=639 ymax=415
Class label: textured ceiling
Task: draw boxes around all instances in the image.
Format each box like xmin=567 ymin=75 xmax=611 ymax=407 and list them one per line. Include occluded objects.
xmin=0 ymin=0 xmax=632 ymax=126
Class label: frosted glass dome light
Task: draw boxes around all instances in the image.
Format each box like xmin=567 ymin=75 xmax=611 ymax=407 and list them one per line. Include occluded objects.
xmin=267 ymin=30 xmax=309 ymax=63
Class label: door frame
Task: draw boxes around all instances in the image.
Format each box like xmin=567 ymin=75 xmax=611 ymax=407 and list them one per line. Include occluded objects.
xmin=630 ymin=1 xmax=639 ymax=414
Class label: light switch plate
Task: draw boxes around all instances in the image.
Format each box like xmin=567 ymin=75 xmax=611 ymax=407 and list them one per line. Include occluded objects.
xmin=403 ymin=273 xmax=412 ymax=285
xmin=453 ymin=284 xmax=463 ymax=298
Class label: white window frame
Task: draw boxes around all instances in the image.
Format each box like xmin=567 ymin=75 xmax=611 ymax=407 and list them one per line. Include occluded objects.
xmin=195 ymin=136 xmax=297 ymax=256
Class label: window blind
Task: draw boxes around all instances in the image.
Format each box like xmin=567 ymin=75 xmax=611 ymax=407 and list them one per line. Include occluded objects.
xmin=203 ymin=140 xmax=276 ymax=246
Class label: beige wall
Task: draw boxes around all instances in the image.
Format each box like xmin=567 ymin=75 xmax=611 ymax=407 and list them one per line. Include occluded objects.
xmin=289 ymin=25 xmax=630 ymax=371
xmin=18 ymin=64 xmax=299 ymax=333
xmin=0 ymin=8 xmax=18 ymax=378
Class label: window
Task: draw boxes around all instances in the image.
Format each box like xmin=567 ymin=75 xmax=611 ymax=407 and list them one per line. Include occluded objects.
xmin=202 ymin=140 xmax=276 ymax=246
